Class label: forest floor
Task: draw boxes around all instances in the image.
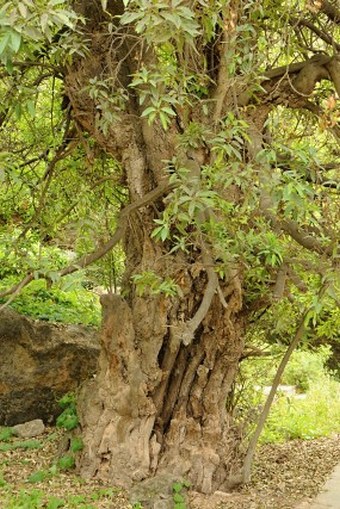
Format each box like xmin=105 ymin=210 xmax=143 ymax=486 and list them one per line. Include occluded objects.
xmin=0 ymin=427 xmax=339 ymax=509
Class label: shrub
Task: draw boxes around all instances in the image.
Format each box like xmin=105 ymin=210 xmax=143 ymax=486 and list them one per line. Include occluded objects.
xmin=280 ymin=346 xmax=332 ymax=391
xmin=261 ymin=376 xmax=340 ymax=443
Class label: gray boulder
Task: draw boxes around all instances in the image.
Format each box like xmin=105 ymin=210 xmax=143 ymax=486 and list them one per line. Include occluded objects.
xmin=12 ymin=419 xmax=45 ymax=438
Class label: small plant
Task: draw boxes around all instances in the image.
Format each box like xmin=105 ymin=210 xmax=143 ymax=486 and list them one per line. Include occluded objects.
xmin=46 ymin=496 xmax=65 ymax=509
xmin=4 ymin=489 xmax=44 ymax=508
xmin=0 ymin=427 xmax=13 ymax=441
xmin=0 ymin=474 xmax=7 ymax=487
xmin=26 ymin=470 xmax=48 ymax=484
xmin=58 ymin=454 xmax=75 ymax=470
xmin=56 ymin=393 xmax=79 ymax=431
xmin=90 ymin=487 xmax=119 ymax=501
xmin=172 ymin=480 xmax=190 ymax=509
xmin=0 ymin=439 xmax=42 ymax=452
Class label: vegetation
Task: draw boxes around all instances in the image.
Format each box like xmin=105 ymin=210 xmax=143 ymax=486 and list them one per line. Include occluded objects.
xmin=0 ymin=486 xmax=123 ymax=509
xmin=0 ymin=0 xmax=339 ymax=498
xmin=234 ymin=346 xmax=340 ymax=444
xmin=262 ymin=377 xmax=340 ymax=443
xmin=56 ymin=393 xmax=80 ymax=431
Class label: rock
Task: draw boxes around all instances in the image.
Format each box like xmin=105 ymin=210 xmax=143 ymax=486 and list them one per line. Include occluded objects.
xmin=130 ymin=473 xmax=176 ymax=509
xmin=153 ymin=499 xmax=173 ymax=509
xmin=0 ymin=307 xmax=100 ymax=426
xmin=12 ymin=419 xmax=45 ymax=438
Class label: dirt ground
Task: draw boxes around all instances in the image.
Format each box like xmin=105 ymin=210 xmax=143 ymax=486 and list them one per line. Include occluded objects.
xmin=0 ymin=427 xmax=339 ymax=508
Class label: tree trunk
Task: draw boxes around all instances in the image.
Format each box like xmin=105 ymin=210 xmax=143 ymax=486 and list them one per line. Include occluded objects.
xmin=77 ymin=269 xmax=245 ymax=496
xmin=63 ymin=6 xmax=246 ymax=498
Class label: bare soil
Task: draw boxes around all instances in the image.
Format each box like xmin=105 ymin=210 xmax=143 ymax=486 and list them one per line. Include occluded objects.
xmin=0 ymin=427 xmax=339 ymax=508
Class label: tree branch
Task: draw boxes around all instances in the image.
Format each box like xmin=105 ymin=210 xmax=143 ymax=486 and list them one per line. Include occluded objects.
xmin=264 ymin=54 xmax=331 ymax=80
xmin=177 ymin=243 xmax=219 ymax=346
xmin=291 ymin=17 xmax=340 ymax=51
xmin=240 ymin=310 xmax=308 ymax=485
xmin=240 ymin=279 xmax=333 ymax=485
xmin=0 ymin=182 xmax=173 ymax=303
xmin=319 ymin=0 xmax=340 ymax=24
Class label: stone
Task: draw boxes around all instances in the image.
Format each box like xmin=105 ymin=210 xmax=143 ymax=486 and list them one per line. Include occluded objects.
xmin=153 ymin=499 xmax=173 ymax=509
xmin=0 ymin=307 xmax=100 ymax=426
xmin=12 ymin=419 xmax=45 ymax=438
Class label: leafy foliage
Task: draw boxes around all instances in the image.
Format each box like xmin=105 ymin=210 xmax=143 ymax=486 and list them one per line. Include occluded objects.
xmin=56 ymin=393 xmax=79 ymax=431
xmin=261 ymin=377 xmax=340 ymax=443
xmin=234 ymin=345 xmax=340 ymax=444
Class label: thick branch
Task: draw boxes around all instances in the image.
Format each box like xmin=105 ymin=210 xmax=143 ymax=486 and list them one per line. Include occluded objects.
xmin=325 ymin=57 xmax=340 ymax=97
xmin=264 ymin=54 xmax=331 ymax=80
xmin=177 ymin=245 xmax=219 ymax=346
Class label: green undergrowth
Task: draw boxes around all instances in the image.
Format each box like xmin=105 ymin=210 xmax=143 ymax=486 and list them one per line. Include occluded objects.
xmin=236 ymin=346 xmax=340 ymax=444
xmin=0 ymin=277 xmax=100 ymax=326
xmin=261 ymin=377 xmax=340 ymax=443
xmin=0 ymin=439 xmax=42 ymax=452
xmin=0 ymin=425 xmax=124 ymax=509
xmin=0 ymin=487 xmax=122 ymax=509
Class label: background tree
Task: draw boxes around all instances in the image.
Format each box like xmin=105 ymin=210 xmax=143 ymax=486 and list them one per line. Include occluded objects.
xmin=0 ymin=0 xmax=339 ymax=500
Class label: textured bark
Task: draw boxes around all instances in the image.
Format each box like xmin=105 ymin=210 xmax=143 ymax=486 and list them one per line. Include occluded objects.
xmin=67 ymin=40 xmax=247 ymax=489
xmin=77 ymin=279 xmax=245 ymax=497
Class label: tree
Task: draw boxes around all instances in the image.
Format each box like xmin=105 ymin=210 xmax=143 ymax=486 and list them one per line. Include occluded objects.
xmin=0 ymin=0 xmax=339 ymax=500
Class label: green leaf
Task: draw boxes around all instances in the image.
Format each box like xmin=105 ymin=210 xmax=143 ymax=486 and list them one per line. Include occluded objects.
xmin=173 ymin=493 xmax=185 ymax=503
xmin=120 ymin=11 xmax=143 ymax=25
xmin=48 ymin=0 xmax=67 ymax=5
xmin=141 ymin=106 xmax=157 ymax=118
xmin=0 ymin=33 xmax=10 ymax=57
xmin=27 ymin=470 xmax=47 ymax=483
xmin=161 ymin=106 xmax=177 ymax=117
xmin=172 ymin=482 xmax=183 ymax=493
xmin=40 ymin=13 xmax=49 ymax=33
xmin=159 ymin=111 xmax=169 ymax=130
xmin=47 ymin=496 xmax=65 ymax=509
xmin=26 ymin=100 xmax=36 ymax=117
xmin=10 ymin=30 xmax=21 ymax=53
xmin=18 ymin=2 xmax=29 ymax=17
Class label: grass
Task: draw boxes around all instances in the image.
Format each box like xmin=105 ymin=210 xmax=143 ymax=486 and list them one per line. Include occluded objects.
xmin=0 ymin=487 xmax=122 ymax=509
xmin=0 ymin=439 xmax=42 ymax=452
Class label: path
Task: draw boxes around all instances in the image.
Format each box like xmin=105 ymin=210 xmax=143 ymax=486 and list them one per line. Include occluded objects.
xmin=302 ymin=463 xmax=340 ymax=509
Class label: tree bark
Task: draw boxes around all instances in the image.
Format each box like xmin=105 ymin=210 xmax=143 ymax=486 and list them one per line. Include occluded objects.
xmin=77 ymin=253 xmax=246 ymax=496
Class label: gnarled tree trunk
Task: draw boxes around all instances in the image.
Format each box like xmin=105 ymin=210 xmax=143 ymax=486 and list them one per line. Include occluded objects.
xmin=77 ymin=243 xmax=245 ymax=496
xmin=63 ymin=5 xmax=247 ymax=495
